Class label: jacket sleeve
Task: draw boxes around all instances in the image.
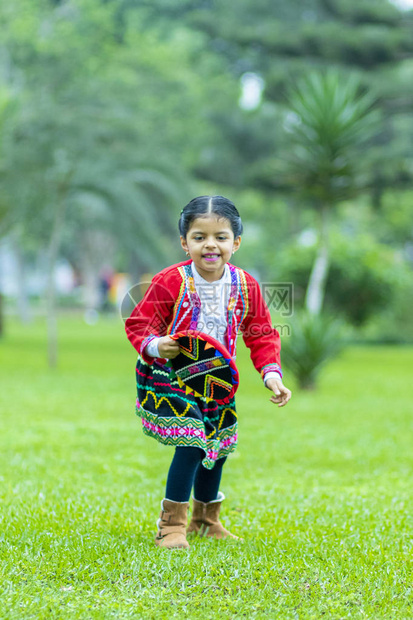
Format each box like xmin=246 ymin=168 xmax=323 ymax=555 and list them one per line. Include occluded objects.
xmin=241 ymin=272 xmax=282 ymax=381
xmin=125 ymin=272 xmax=176 ymax=364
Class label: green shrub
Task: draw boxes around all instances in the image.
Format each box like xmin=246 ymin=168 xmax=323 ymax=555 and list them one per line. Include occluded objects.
xmin=279 ymin=233 xmax=408 ymax=326
xmin=360 ymin=281 xmax=413 ymax=344
xmin=282 ymin=311 xmax=346 ymax=389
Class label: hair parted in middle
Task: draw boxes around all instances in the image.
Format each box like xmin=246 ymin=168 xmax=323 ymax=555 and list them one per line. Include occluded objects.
xmin=178 ymin=195 xmax=244 ymax=239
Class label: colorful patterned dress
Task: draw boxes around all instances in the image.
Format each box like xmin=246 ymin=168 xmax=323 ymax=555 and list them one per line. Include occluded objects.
xmin=125 ymin=260 xmax=282 ymax=470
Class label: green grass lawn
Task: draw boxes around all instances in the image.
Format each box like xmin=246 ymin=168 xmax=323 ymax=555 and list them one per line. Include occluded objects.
xmin=1 ymin=317 xmax=412 ymax=619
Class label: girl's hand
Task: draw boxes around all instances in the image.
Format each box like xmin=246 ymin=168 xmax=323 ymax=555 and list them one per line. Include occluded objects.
xmin=158 ymin=336 xmax=181 ymax=359
xmin=265 ymin=377 xmax=292 ymax=408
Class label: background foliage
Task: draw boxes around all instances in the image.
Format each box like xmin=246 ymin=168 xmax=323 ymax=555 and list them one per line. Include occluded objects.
xmin=1 ymin=0 xmax=413 ymax=345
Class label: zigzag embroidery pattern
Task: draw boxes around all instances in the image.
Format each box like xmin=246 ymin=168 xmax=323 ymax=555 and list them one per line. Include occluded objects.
xmin=139 ymin=389 xmax=195 ymax=418
xmin=205 ymin=406 xmax=237 ymax=439
xmin=152 ymin=367 xmax=170 ymax=378
xmin=179 ymin=335 xmax=199 ymax=360
xmin=204 ymin=374 xmax=233 ymax=400
xmin=137 ymin=408 xmax=239 ymax=469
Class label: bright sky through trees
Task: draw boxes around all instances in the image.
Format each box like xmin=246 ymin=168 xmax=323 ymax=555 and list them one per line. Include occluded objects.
xmin=239 ymin=73 xmax=265 ymax=110
xmin=390 ymin=0 xmax=413 ymax=9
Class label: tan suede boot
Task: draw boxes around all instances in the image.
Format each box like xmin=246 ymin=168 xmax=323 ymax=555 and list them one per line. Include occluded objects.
xmin=187 ymin=492 xmax=241 ymax=540
xmin=155 ymin=499 xmax=190 ymax=549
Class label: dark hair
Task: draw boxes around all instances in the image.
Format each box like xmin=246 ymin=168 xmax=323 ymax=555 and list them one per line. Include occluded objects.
xmin=178 ymin=195 xmax=243 ymax=239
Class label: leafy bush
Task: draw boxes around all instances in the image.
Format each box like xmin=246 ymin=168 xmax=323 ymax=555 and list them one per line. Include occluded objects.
xmin=360 ymin=280 xmax=413 ymax=344
xmin=278 ymin=233 xmax=407 ymax=326
xmin=282 ymin=311 xmax=346 ymax=390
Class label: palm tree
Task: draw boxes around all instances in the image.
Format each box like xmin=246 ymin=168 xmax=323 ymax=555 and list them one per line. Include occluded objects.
xmin=43 ymin=157 xmax=188 ymax=368
xmin=2 ymin=85 xmax=189 ymax=367
xmin=285 ymin=70 xmax=380 ymax=315
xmin=64 ymin=159 xmax=189 ymax=308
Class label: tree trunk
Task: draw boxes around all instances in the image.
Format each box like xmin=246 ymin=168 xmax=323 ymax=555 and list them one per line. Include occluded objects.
xmin=80 ymin=230 xmax=115 ymax=312
xmin=0 ymin=247 xmax=4 ymax=337
xmin=12 ymin=234 xmax=31 ymax=324
xmin=81 ymin=251 xmax=100 ymax=311
xmin=0 ymin=293 xmax=3 ymax=338
xmin=46 ymin=183 xmax=69 ymax=368
xmin=305 ymin=205 xmax=330 ymax=316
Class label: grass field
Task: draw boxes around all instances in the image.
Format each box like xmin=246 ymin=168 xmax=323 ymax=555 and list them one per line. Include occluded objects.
xmin=1 ymin=317 xmax=412 ymax=619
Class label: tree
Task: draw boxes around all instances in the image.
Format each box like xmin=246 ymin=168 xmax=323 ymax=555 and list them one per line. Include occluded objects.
xmin=0 ymin=0 xmax=194 ymax=363
xmin=284 ymin=70 xmax=380 ymax=314
xmin=0 ymin=86 xmax=17 ymax=337
xmin=131 ymin=0 xmax=413 ymax=228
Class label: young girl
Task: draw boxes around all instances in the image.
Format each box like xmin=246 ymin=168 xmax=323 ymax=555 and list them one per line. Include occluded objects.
xmin=125 ymin=195 xmax=291 ymax=549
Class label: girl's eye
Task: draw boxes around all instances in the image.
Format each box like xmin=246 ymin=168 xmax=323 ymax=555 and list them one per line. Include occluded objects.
xmin=192 ymin=235 xmax=227 ymax=241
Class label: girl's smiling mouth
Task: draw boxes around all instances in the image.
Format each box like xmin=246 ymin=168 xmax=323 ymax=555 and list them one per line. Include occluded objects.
xmin=202 ymin=253 xmax=220 ymax=262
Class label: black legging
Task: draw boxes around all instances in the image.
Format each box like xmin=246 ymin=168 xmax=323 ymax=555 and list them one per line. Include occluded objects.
xmin=165 ymin=446 xmax=227 ymax=503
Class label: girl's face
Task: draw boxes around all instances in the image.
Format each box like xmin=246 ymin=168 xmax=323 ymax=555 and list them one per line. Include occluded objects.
xmin=180 ymin=216 xmax=241 ymax=282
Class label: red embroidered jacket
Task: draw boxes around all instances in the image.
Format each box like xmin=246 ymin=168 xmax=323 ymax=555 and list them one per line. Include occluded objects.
xmin=125 ymin=260 xmax=282 ymax=382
